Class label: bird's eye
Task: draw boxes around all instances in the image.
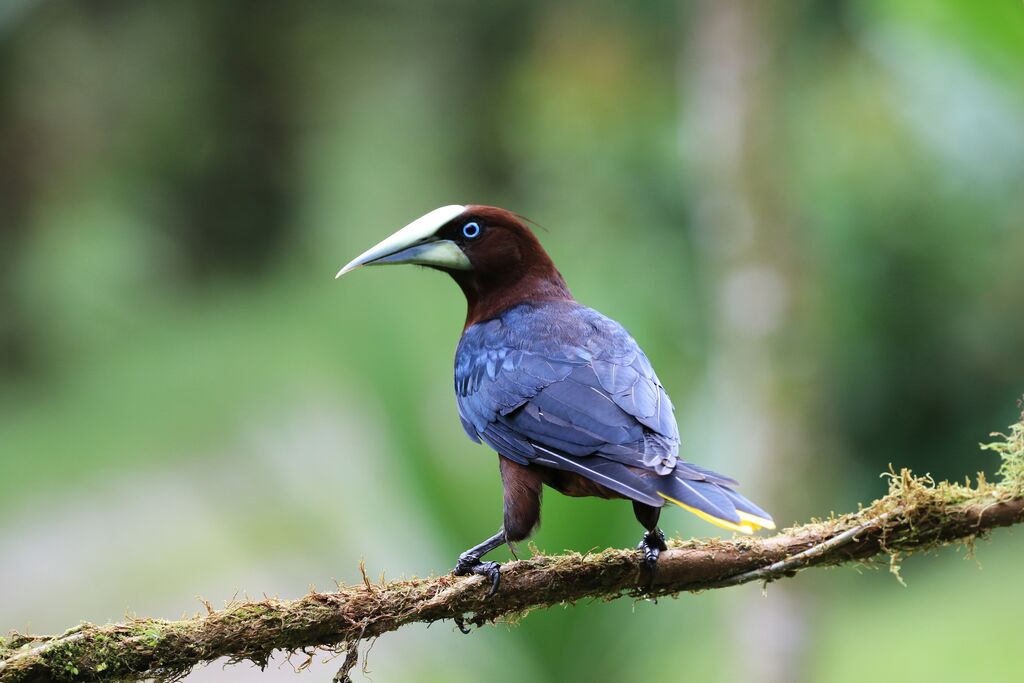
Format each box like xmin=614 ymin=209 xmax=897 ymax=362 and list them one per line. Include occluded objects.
xmin=462 ymin=222 xmax=481 ymax=239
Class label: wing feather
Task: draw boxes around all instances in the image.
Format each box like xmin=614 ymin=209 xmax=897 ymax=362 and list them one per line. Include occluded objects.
xmin=456 ymin=303 xmax=708 ymax=510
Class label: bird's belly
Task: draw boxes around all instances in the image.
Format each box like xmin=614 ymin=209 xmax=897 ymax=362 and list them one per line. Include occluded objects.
xmin=539 ymin=465 xmax=625 ymax=500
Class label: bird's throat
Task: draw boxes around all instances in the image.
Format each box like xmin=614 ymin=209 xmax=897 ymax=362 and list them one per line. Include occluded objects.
xmin=454 ymin=270 xmax=574 ymax=329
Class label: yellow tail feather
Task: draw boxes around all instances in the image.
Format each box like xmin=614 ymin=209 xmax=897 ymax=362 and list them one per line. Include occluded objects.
xmin=658 ymin=492 xmax=774 ymax=534
xmin=737 ymin=510 xmax=776 ymax=531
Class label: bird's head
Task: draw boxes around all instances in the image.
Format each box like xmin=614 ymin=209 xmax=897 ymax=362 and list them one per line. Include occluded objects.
xmin=337 ymin=204 xmax=572 ymax=324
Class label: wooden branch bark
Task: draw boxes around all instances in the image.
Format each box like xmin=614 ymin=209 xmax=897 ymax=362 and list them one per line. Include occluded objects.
xmin=3 ymin=420 xmax=1023 ymax=683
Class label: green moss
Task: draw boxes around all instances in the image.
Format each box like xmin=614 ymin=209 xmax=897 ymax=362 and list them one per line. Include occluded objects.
xmin=41 ymin=639 xmax=86 ymax=681
xmin=35 ymin=630 xmax=128 ymax=683
xmin=981 ymin=409 xmax=1024 ymax=492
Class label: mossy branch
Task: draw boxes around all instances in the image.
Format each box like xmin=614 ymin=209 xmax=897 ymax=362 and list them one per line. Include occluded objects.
xmin=3 ymin=413 xmax=1023 ymax=683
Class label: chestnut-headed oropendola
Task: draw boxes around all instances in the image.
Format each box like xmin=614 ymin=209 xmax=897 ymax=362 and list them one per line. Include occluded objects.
xmin=338 ymin=205 xmax=774 ymax=594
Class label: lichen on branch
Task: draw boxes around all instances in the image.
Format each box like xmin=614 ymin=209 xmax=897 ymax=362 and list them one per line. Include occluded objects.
xmin=3 ymin=410 xmax=1023 ymax=683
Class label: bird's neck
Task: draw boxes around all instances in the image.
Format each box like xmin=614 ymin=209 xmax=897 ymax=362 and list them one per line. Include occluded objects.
xmin=454 ymin=269 xmax=574 ymax=329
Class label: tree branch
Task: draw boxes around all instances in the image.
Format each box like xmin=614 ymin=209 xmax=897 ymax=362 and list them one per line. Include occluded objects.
xmin=3 ymin=417 xmax=1023 ymax=683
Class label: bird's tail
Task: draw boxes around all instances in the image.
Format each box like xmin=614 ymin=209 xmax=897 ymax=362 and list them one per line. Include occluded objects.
xmin=658 ymin=462 xmax=775 ymax=535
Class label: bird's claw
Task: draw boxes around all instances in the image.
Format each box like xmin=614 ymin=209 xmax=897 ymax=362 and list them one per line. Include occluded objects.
xmin=637 ymin=529 xmax=667 ymax=591
xmin=453 ymin=615 xmax=472 ymax=635
xmin=453 ymin=555 xmax=502 ymax=597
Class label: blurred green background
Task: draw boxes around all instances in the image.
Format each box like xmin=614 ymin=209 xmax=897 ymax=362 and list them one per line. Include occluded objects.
xmin=2 ymin=1 xmax=1023 ymax=681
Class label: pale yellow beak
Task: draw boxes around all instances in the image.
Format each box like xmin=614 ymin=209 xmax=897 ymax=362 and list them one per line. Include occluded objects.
xmin=336 ymin=204 xmax=472 ymax=278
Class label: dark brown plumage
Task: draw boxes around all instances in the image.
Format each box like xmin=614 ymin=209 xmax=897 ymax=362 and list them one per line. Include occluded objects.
xmin=446 ymin=206 xmax=573 ymax=328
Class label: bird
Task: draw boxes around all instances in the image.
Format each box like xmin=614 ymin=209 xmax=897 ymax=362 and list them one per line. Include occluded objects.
xmin=337 ymin=204 xmax=774 ymax=594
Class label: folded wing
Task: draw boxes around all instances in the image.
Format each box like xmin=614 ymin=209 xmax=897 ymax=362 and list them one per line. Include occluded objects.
xmin=455 ymin=303 xmax=774 ymax=533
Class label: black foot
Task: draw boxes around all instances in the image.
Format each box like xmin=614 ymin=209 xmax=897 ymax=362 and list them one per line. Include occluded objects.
xmin=453 ymin=554 xmax=502 ymax=597
xmin=637 ymin=529 xmax=668 ymax=590
xmin=453 ymin=615 xmax=472 ymax=635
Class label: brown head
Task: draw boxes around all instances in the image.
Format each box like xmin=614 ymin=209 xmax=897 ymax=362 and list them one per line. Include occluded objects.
xmin=337 ymin=204 xmax=573 ymax=326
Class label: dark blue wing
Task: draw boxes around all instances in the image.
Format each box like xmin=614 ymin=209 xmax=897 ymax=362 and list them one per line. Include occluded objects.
xmin=454 ymin=301 xmax=775 ymax=532
xmin=454 ymin=302 xmax=679 ymax=477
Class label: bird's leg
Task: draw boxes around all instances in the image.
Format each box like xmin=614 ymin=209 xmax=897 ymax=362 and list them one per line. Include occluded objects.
xmin=454 ymin=457 xmax=542 ymax=598
xmin=454 ymin=458 xmax=541 ymax=598
xmin=453 ymin=529 xmax=506 ymax=597
xmin=633 ymin=501 xmax=668 ymax=591
xmin=638 ymin=528 xmax=668 ymax=575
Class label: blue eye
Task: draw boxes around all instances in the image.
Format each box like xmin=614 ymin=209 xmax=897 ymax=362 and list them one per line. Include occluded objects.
xmin=462 ymin=221 xmax=481 ymax=239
